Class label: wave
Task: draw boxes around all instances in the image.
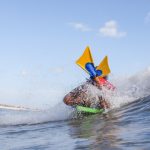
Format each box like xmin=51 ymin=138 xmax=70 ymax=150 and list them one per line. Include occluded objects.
xmin=0 ymin=67 xmax=150 ymax=125
xmin=108 ymin=67 xmax=150 ymax=108
xmin=0 ymin=103 xmax=73 ymax=125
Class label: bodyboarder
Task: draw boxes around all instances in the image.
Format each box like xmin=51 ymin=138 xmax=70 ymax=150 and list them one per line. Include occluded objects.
xmin=63 ymin=47 xmax=115 ymax=110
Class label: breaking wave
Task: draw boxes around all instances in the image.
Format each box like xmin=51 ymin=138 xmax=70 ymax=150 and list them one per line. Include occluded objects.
xmin=0 ymin=67 xmax=150 ymax=125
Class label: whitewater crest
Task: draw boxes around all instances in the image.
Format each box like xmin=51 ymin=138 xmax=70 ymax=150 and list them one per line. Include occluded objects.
xmin=0 ymin=67 xmax=150 ymax=125
xmin=107 ymin=67 xmax=150 ymax=108
xmin=83 ymin=67 xmax=150 ymax=109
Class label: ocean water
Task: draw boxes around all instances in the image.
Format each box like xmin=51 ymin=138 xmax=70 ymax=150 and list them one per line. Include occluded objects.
xmin=0 ymin=68 xmax=150 ymax=150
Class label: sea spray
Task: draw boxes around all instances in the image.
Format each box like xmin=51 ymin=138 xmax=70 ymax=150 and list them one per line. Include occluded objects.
xmin=0 ymin=67 xmax=150 ymax=125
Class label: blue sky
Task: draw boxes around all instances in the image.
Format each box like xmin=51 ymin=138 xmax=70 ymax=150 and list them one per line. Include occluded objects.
xmin=0 ymin=0 xmax=150 ymax=103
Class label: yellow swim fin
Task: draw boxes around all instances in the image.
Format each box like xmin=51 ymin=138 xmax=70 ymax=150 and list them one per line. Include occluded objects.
xmin=96 ymin=56 xmax=111 ymax=77
xmin=76 ymin=46 xmax=94 ymax=73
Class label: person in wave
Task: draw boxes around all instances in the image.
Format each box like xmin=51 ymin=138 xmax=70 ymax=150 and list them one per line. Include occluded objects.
xmin=64 ymin=46 xmax=115 ymax=110
xmin=63 ymin=76 xmax=110 ymax=110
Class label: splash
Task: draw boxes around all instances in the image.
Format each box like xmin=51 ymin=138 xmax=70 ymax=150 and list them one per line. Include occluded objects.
xmin=0 ymin=67 xmax=150 ymax=125
xmin=106 ymin=67 xmax=150 ymax=108
xmin=81 ymin=67 xmax=150 ymax=109
xmin=0 ymin=103 xmax=73 ymax=125
xmin=0 ymin=86 xmax=74 ymax=125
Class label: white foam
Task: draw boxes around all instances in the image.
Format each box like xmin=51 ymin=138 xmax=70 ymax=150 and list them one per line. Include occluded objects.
xmin=0 ymin=67 xmax=150 ymax=125
xmin=0 ymin=103 xmax=72 ymax=125
xmin=106 ymin=67 xmax=150 ymax=108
